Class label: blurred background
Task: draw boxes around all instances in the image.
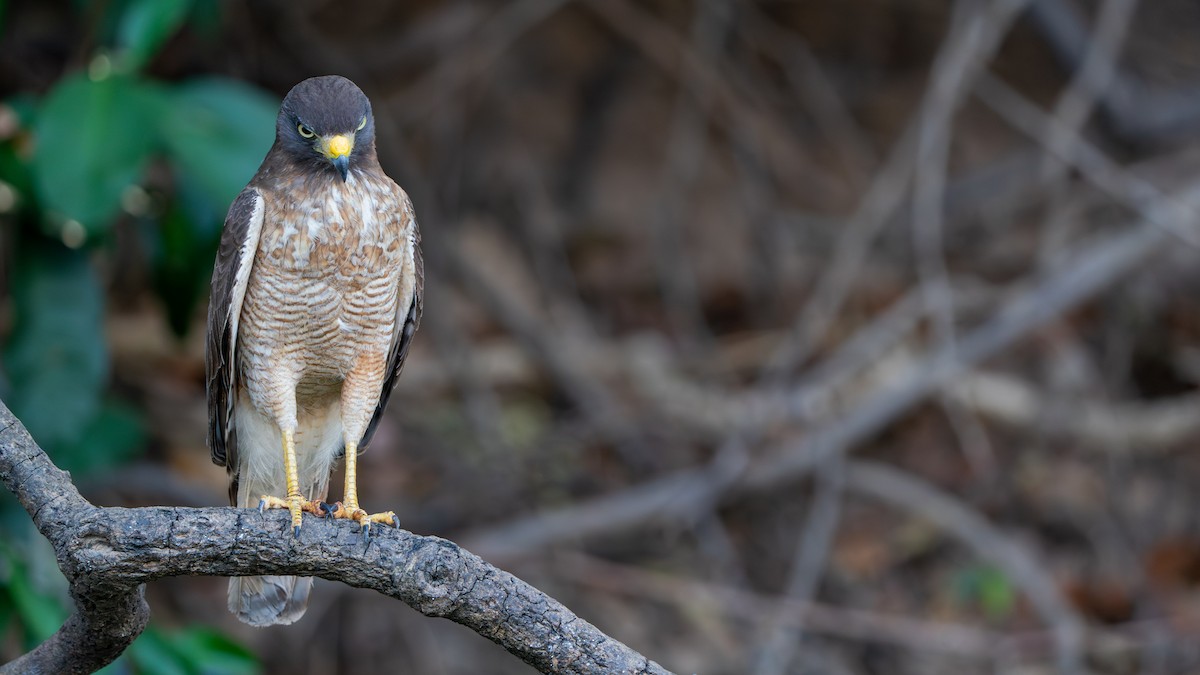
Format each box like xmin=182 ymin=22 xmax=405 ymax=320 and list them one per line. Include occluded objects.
xmin=3 ymin=0 xmax=1200 ymax=673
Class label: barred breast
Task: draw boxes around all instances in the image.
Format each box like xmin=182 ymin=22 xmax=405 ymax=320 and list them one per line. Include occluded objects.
xmin=238 ymin=170 xmax=410 ymax=418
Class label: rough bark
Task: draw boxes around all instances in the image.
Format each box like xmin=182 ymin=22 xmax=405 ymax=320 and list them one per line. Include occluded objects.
xmin=0 ymin=400 xmax=672 ymax=675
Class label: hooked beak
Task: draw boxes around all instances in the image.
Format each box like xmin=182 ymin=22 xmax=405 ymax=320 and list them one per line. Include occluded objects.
xmin=320 ymin=134 xmax=354 ymax=181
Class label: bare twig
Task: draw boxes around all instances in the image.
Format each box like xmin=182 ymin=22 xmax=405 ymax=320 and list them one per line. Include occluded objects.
xmin=386 ymin=0 xmax=578 ymax=125
xmin=652 ymin=0 xmax=728 ymax=346
xmin=912 ymin=0 xmax=987 ymax=358
xmin=442 ymin=243 xmax=638 ymax=448
xmin=946 ymin=369 xmax=1200 ymax=451
xmin=1027 ymin=0 xmax=1200 ymax=143
xmin=463 ymin=184 xmax=1200 ymax=670
xmin=843 ymin=461 xmax=1084 ymax=673
xmin=583 ymin=0 xmax=844 ymax=199
xmin=733 ymin=2 xmax=877 ymax=185
xmin=1037 ymin=0 xmax=1138 ymax=182
xmin=422 ymin=292 xmax=515 ymax=458
xmin=563 ymin=552 xmax=1198 ymax=666
xmin=751 ymin=458 xmax=846 ymax=675
xmin=975 ymin=73 xmax=1200 ymax=248
xmin=762 ymin=0 xmax=1036 ymax=380
xmin=1032 ymin=0 xmax=1139 ymax=273
xmin=554 ymin=552 xmax=1002 ymax=658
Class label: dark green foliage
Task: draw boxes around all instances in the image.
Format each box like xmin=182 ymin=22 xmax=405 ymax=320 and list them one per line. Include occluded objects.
xmin=0 ymin=537 xmax=67 ymax=651
xmin=117 ymin=625 xmax=259 ymax=675
xmin=118 ymin=0 xmax=193 ymax=72
xmin=2 ymin=13 xmax=277 ymax=456
xmin=4 ymin=244 xmax=107 ymax=451
xmin=0 ymin=243 xmax=144 ymax=474
xmin=953 ymin=564 xmax=1016 ymax=621
xmin=0 ymin=527 xmax=261 ymax=674
xmin=152 ymin=202 xmax=214 ymax=337
xmin=161 ymin=78 xmax=279 ymax=210
xmin=0 ymin=0 xmax=277 ymax=668
xmin=32 ymin=72 xmax=164 ymax=239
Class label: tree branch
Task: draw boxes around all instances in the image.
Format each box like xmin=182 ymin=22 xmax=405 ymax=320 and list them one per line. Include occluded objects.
xmin=0 ymin=400 xmax=673 ymax=675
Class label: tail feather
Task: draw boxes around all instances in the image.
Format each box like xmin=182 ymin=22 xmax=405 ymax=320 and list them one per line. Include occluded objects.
xmin=229 ymin=575 xmax=313 ymax=627
xmin=229 ymin=462 xmax=329 ymax=627
xmin=228 ymin=398 xmax=340 ymax=626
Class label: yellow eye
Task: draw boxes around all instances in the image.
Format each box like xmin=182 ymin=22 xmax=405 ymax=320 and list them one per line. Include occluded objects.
xmin=297 ymin=124 xmax=315 ymax=138
xmin=357 ymin=116 xmax=367 ymax=131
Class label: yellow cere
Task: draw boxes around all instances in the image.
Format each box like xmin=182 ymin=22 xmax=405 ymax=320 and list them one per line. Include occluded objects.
xmin=325 ymin=134 xmax=353 ymax=158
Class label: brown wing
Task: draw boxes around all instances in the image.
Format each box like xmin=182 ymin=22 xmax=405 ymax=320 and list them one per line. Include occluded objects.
xmin=205 ymin=188 xmax=265 ymax=502
xmin=359 ymin=205 xmax=423 ymax=450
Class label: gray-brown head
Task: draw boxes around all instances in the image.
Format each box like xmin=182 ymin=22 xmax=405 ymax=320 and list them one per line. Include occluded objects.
xmin=275 ymin=75 xmax=376 ymax=181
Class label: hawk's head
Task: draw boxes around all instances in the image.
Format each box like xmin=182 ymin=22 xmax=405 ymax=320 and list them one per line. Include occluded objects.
xmin=276 ymin=75 xmax=375 ymax=182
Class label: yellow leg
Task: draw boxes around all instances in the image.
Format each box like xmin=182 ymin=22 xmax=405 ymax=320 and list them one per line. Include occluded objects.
xmin=330 ymin=441 xmax=399 ymax=540
xmin=258 ymin=430 xmax=322 ymax=537
xmin=343 ymin=440 xmax=359 ymax=511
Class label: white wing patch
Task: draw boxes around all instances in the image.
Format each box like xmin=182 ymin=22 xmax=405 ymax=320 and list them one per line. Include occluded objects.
xmin=224 ymin=190 xmax=265 ymax=426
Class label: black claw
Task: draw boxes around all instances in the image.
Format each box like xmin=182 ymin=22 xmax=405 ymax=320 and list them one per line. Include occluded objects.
xmin=392 ymin=515 xmax=401 ymax=529
xmin=319 ymin=501 xmax=337 ymax=520
xmin=361 ymin=521 xmax=371 ymax=543
xmin=258 ymin=499 xmax=267 ymax=516
xmin=293 ymin=524 xmax=301 ymax=538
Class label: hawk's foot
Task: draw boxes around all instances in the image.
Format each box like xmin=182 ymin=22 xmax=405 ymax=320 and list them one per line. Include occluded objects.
xmin=258 ymin=494 xmax=324 ymax=537
xmin=323 ymin=501 xmax=400 ymax=541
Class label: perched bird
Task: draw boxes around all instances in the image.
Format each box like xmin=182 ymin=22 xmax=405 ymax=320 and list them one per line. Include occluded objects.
xmin=205 ymin=75 xmax=422 ymax=626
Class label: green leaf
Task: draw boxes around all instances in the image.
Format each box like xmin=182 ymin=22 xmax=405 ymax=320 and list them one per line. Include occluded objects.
xmin=976 ymin=567 xmax=1015 ymax=619
xmin=953 ymin=565 xmax=1016 ymax=620
xmin=160 ymin=77 xmax=277 ymax=211
xmin=118 ymin=0 xmax=192 ymax=72
xmin=124 ymin=625 xmax=260 ymax=675
xmin=4 ymin=92 xmax=37 ymax=130
xmin=173 ymin=166 xmax=222 ymax=239
xmin=170 ymin=626 xmax=260 ymax=675
xmin=186 ymin=0 xmax=222 ymax=37
xmin=128 ymin=628 xmax=189 ymax=675
xmin=0 ymin=524 xmax=72 ymax=653
xmin=53 ymin=400 xmax=146 ymax=476
xmin=32 ymin=72 xmax=163 ymax=240
xmin=8 ymin=583 xmax=65 ymax=648
xmin=6 ymin=563 xmax=67 ymax=648
xmin=148 ymin=202 xmax=216 ymax=337
xmin=2 ymin=243 xmax=107 ymax=454
xmin=95 ymin=657 xmax=135 ymax=675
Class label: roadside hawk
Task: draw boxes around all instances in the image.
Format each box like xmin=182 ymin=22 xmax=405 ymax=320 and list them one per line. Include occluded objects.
xmin=205 ymin=75 xmax=422 ymax=626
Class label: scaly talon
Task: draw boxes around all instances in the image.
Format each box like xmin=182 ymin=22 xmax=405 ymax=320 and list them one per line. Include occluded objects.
xmin=258 ymin=493 xmax=321 ymax=536
xmin=327 ymin=501 xmax=400 ymax=541
xmin=367 ymin=510 xmax=399 ymax=527
xmin=363 ymin=511 xmax=401 ymax=543
xmin=331 ymin=441 xmax=400 ymax=541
